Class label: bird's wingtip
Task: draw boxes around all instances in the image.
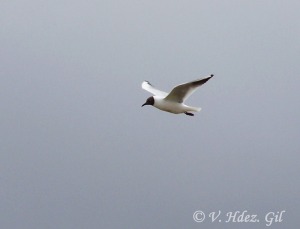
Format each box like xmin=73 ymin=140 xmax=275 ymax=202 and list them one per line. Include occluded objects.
xmin=144 ymin=80 xmax=152 ymax=85
xmin=210 ymin=74 xmax=214 ymax=77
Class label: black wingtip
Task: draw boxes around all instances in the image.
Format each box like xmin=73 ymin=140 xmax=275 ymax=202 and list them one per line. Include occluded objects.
xmin=144 ymin=80 xmax=152 ymax=85
xmin=210 ymin=74 xmax=214 ymax=77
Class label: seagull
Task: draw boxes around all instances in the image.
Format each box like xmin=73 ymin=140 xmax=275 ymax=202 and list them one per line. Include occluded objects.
xmin=141 ymin=74 xmax=213 ymax=116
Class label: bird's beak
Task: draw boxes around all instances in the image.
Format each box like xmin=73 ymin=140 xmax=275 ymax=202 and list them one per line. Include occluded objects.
xmin=141 ymin=102 xmax=147 ymax=107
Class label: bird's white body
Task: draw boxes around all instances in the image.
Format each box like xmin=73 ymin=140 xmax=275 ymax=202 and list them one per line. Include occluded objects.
xmin=141 ymin=74 xmax=213 ymax=116
xmin=153 ymin=96 xmax=201 ymax=114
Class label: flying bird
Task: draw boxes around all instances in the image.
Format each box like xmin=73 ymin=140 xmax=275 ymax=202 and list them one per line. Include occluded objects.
xmin=141 ymin=74 xmax=213 ymax=116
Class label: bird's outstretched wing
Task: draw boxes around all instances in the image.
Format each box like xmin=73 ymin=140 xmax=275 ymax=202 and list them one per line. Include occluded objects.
xmin=141 ymin=81 xmax=168 ymax=97
xmin=164 ymin=75 xmax=213 ymax=103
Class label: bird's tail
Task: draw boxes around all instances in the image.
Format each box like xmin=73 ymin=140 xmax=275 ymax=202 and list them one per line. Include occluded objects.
xmin=187 ymin=106 xmax=202 ymax=112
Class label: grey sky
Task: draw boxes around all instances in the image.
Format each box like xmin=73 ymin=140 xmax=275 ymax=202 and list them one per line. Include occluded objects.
xmin=1 ymin=0 xmax=299 ymax=228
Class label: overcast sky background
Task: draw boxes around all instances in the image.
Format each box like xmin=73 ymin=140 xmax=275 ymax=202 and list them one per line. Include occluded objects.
xmin=1 ymin=0 xmax=299 ymax=228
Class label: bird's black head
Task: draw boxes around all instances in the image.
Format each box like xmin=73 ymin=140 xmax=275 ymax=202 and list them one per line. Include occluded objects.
xmin=141 ymin=96 xmax=154 ymax=107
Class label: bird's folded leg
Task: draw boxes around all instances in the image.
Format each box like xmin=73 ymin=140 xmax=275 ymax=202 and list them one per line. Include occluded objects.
xmin=184 ymin=112 xmax=194 ymax=116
